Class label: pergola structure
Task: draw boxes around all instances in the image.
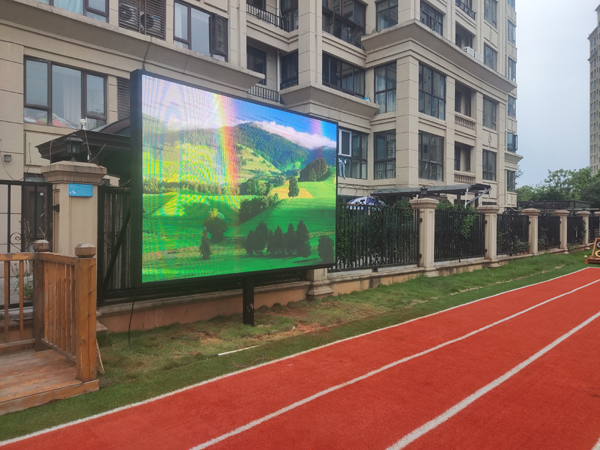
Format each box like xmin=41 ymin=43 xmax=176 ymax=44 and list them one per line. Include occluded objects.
xmin=371 ymin=183 xmax=492 ymax=207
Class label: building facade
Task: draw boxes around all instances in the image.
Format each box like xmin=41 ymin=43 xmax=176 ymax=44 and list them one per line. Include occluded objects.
xmin=590 ymin=5 xmax=600 ymax=177
xmin=1 ymin=0 xmax=520 ymax=206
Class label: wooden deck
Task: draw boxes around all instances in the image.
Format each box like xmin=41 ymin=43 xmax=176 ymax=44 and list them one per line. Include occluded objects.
xmin=0 ymin=350 xmax=99 ymax=415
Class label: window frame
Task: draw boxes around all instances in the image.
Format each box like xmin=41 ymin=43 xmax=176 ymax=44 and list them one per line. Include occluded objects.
xmin=419 ymin=63 xmax=446 ymax=120
xmin=339 ymin=128 xmax=368 ymax=180
xmin=247 ymin=45 xmax=267 ymax=85
xmin=376 ymin=0 xmax=398 ymax=32
xmin=374 ymin=63 xmax=397 ymax=114
xmin=418 ymin=131 xmax=444 ymax=181
xmin=322 ymin=0 xmax=366 ymax=48
xmin=322 ymin=53 xmax=365 ymax=98
xmin=507 ymin=20 xmax=516 ymax=46
xmin=43 ymin=0 xmax=108 ymax=21
xmin=508 ymin=95 xmax=516 ymax=120
xmin=173 ymin=1 xmax=228 ymax=61
xmin=484 ymin=0 xmax=497 ymax=28
xmin=24 ymin=57 xmax=107 ymax=129
xmin=420 ymin=1 xmax=444 ymax=36
xmin=507 ymin=170 xmax=516 ymax=192
xmin=484 ymin=44 xmax=497 ymax=71
xmin=280 ymin=0 xmax=298 ymax=31
xmin=507 ymin=0 xmax=515 ymax=11
xmin=507 ymin=57 xmax=517 ymax=82
xmin=483 ymin=97 xmax=497 ymax=130
xmin=482 ymin=150 xmax=497 ymax=181
xmin=507 ymin=132 xmax=518 ymax=152
xmin=280 ymin=51 xmax=298 ymax=90
xmin=374 ymin=130 xmax=396 ymax=180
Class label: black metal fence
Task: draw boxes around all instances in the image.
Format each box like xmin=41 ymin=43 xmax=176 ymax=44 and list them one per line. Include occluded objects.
xmin=331 ymin=204 xmax=419 ymax=272
xmin=246 ymin=4 xmax=290 ymax=31
xmin=434 ymin=210 xmax=485 ymax=262
xmin=590 ymin=215 xmax=600 ymax=243
xmin=248 ymin=85 xmax=283 ymax=104
xmin=567 ymin=215 xmax=585 ymax=245
xmin=538 ymin=215 xmax=561 ymax=250
xmin=497 ymin=213 xmax=530 ymax=255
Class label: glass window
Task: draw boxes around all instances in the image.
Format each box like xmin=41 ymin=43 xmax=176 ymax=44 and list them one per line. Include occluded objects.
xmin=322 ymin=0 xmax=365 ymax=48
xmin=508 ymin=0 xmax=515 ymax=10
xmin=483 ymin=150 xmax=496 ymax=181
xmin=339 ymin=129 xmax=368 ymax=180
xmin=420 ymin=1 xmax=443 ymax=36
xmin=507 ymin=132 xmax=518 ymax=152
xmin=508 ymin=20 xmax=516 ymax=45
xmin=456 ymin=23 xmax=473 ymax=49
xmin=323 ymin=54 xmax=365 ymax=97
xmin=174 ymin=2 xmax=226 ymax=60
xmin=281 ymin=0 xmax=298 ymax=31
xmin=24 ymin=59 xmax=106 ymax=129
xmin=483 ymin=98 xmax=497 ymax=130
xmin=374 ymin=131 xmax=396 ymax=179
xmin=484 ymin=0 xmax=497 ymax=28
xmin=507 ymin=170 xmax=516 ymax=192
xmin=247 ymin=46 xmax=267 ymax=85
xmin=508 ymin=96 xmax=516 ymax=119
xmin=484 ymin=44 xmax=497 ymax=70
xmin=454 ymin=146 xmax=461 ymax=171
xmin=118 ymin=0 xmax=165 ymax=38
xmin=419 ymin=131 xmax=444 ymax=181
xmin=42 ymin=0 xmax=107 ymax=21
xmin=508 ymin=58 xmax=517 ymax=82
xmin=281 ymin=52 xmax=298 ymax=89
xmin=374 ymin=63 xmax=396 ymax=114
xmin=376 ymin=0 xmax=398 ymax=32
xmin=419 ymin=64 xmax=446 ymax=120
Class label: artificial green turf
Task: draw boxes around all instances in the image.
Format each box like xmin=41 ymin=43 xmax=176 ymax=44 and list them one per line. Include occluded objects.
xmin=0 ymin=250 xmax=593 ymax=441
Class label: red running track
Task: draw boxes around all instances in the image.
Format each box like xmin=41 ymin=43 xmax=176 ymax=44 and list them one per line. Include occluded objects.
xmin=2 ymin=268 xmax=600 ymax=450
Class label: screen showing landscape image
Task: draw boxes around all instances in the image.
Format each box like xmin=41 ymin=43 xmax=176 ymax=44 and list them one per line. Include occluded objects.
xmin=140 ymin=74 xmax=337 ymax=283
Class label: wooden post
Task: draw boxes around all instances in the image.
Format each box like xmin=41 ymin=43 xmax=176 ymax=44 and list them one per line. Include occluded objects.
xmin=33 ymin=240 xmax=50 ymax=351
xmin=75 ymin=244 xmax=97 ymax=382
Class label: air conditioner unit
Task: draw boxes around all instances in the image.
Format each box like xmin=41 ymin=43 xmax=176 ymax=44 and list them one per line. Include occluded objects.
xmin=119 ymin=3 xmax=138 ymax=28
xmin=140 ymin=12 xmax=162 ymax=34
xmin=463 ymin=46 xmax=475 ymax=57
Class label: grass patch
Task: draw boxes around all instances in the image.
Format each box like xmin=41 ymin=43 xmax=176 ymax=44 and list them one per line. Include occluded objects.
xmin=0 ymin=250 xmax=592 ymax=441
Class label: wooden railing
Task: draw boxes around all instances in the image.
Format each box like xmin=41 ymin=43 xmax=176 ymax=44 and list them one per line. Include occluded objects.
xmin=0 ymin=241 xmax=97 ymax=382
xmin=1 ymin=253 xmax=34 ymax=351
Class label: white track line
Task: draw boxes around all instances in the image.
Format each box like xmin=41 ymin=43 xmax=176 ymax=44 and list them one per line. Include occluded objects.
xmin=387 ymin=310 xmax=600 ymax=450
xmin=592 ymin=436 xmax=600 ymax=450
xmin=0 ymin=268 xmax=594 ymax=447
xmin=189 ymin=278 xmax=600 ymax=450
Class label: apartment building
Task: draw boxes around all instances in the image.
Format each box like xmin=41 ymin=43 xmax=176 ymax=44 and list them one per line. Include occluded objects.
xmin=0 ymin=0 xmax=520 ymax=206
xmin=590 ymin=5 xmax=600 ymax=177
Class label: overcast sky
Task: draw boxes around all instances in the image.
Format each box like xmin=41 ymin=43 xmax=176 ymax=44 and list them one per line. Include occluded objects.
xmin=517 ymin=1 xmax=597 ymax=186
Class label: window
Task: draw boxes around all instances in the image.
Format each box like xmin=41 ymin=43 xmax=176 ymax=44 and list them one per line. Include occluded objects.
xmin=419 ymin=64 xmax=446 ymax=120
xmin=456 ymin=0 xmax=475 ymax=19
xmin=339 ymin=129 xmax=368 ymax=180
xmin=174 ymin=2 xmax=228 ymax=61
xmin=24 ymin=58 xmax=106 ymax=129
xmin=247 ymin=0 xmax=264 ymax=8
xmin=247 ymin=46 xmax=267 ymax=85
xmin=281 ymin=0 xmax=298 ymax=31
xmin=483 ymin=98 xmax=497 ymax=130
xmin=322 ymin=0 xmax=366 ymax=48
xmin=482 ymin=150 xmax=496 ymax=181
xmin=374 ymin=131 xmax=396 ymax=179
xmin=454 ymin=146 xmax=461 ymax=171
xmin=507 ymin=58 xmax=516 ymax=82
xmin=420 ymin=2 xmax=443 ymax=36
xmin=507 ymin=132 xmax=518 ymax=152
xmin=507 ymin=170 xmax=516 ymax=192
xmin=508 ymin=0 xmax=515 ymax=10
xmin=484 ymin=0 xmax=497 ymax=27
xmin=454 ymin=145 xmax=471 ymax=172
xmin=508 ymin=96 xmax=516 ymax=119
xmin=508 ymin=20 xmax=516 ymax=45
xmin=322 ymin=54 xmax=365 ymax=97
xmin=39 ymin=0 xmax=107 ymax=21
xmin=484 ymin=44 xmax=497 ymax=70
xmin=455 ymin=83 xmax=472 ymax=117
xmin=374 ymin=63 xmax=396 ymax=114
xmin=117 ymin=77 xmax=130 ymax=121
xmin=455 ymin=23 xmax=473 ymax=49
xmin=281 ymin=52 xmax=298 ymax=89
xmin=418 ymin=131 xmax=444 ymax=181
xmin=376 ymin=0 xmax=398 ymax=31
xmin=119 ymin=0 xmax=166 ymax=39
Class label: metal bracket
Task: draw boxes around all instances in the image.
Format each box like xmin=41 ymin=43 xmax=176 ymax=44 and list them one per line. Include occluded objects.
xmin=52 ymin=204 xmax=60 ymax=213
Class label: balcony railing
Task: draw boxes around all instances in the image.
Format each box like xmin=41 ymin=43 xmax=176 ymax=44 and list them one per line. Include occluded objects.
xmin=456 ymin=0 xmax=476 ymax=19
xmin=280 ymin=78 xmax=298 ymax=90
xmin=248 ymin=85 xmax=283 ymax=104
xmin=455 ymin=173 xmax=476 ymax=184
xmin=455 ymin=114 xmax=476 ymax=130
xmin=246 ymin=4 xmax=290 ymax=32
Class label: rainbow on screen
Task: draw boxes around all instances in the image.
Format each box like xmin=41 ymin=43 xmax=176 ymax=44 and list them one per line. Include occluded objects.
xmin=139 ymin=73 xmax=338 ymax=283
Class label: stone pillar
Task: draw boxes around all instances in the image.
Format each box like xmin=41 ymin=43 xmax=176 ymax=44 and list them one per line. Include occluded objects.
xmin=577 ymin=211 xmax=591 ymax=246
xmin=410 ymin=198 xmax=439 ymax=271
xmin=306 ymin=268 xmax=334 ymax=300
xmin=522 ymin=208 xmax=540 ymax=255
xmin=555 ymin=210 xmax=570 ymax=253
xmin=41 ymin=162 xmax=107 ymax=257
xmin=478 ymin=205 xmax=500 ymax=265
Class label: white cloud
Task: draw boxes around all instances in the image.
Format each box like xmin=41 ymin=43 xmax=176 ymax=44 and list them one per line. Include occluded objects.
xmin=254 ymin=121 xmax=336 ymax=150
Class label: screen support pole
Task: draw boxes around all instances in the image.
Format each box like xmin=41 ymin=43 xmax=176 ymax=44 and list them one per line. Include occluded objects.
xmin=243 ymin=276 xmax=255 ymax=326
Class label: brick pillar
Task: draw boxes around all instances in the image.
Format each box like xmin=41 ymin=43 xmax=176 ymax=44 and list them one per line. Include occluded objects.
xmin=478 ymin=205 xmax=500 ymax=265
xmin=576 ymin=211 xmax=591 ymax=246
xmin=410 ymin=198 xmax=439 ymax=271
xmin=522 ymin=208 xmax=540 ymax=255
xmin=41 ymin=162 xmax=107 ymax=257
xmin=306 ymin=268 xmax=334 ymax=300
xmin=555 ymin=210 xmax=570 ymax=253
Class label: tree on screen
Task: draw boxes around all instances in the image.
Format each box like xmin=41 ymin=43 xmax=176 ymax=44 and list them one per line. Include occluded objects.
xmin=318 ymin=235 xmax=334 ymax=262
xmin=296 ymin=221 xmax=311 ymax=257
xmin=203 ymin=209 xmax=228 ymax=243
xmin=284 ymin=223 xmax=296 ymax=255
xmin=288 ymin=176 xmax=300 ymax=198
xmin=200 ymin=229 xmax=211 ymax=260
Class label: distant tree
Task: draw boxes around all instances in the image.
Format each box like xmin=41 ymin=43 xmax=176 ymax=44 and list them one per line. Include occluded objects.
xmin=299 ymin=158 xmax=329 ymax=182
xmin=268 ymin=193 xmax=280 ymax=207
xmin=296 ymin=221 xmax=311 ymax=257
xmin=272 ymin=226 xmax=285 ymax=257
xmin=244 ymin=230 xmax=256 ymax=255
xmin=318 ymin=235 xmax=334 ymax=263
xmin=200 ymin=229 xmax=211 ymax=260
xmin=284 ymin=223 xmax=296 ymax=255
xmin=288 ymin=176 xmax=300 ymax=198
xmin=203 ymin=208 xmax=228 ymax=243
xmin=246 ymin=178 xmax=260 ymax=195
xmin=239 ymin=197 xmax=268 ymax=223
xmin=264 ymin=181 xmax=272 ymax=196
xmin=266 ymin=230 xmax=275 ymax=255
xmin=582 ymin=180 xmax=600 ymax=208
xmin=254 ymin=222 xmax=269 ymax=255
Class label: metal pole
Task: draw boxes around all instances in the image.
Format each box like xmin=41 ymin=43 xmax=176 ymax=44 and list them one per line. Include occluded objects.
xmin=243 ymin=275 xmax=255 ymax=327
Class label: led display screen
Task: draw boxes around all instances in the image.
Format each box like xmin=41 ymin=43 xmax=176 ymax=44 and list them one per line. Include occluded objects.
xmin=137 ymin=73 xmax=337 ymax=283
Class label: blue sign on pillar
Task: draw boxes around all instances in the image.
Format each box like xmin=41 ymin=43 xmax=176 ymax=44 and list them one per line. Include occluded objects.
xmin=68 ymin=184 xmax=93 ymax=197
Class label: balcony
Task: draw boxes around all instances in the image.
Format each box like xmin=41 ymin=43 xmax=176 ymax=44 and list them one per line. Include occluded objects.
xmin=246 ymin=4 xmax=290 ymax=32
xmin=456 ymin=0 xmax=476 ymax=20
xmin=455 ymin=114 xmax=476 ymax=131
xmin=455 ymin=173 xmax=476 ymax=184
xmin=248 ymin=85 xmax=283 ymax=104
